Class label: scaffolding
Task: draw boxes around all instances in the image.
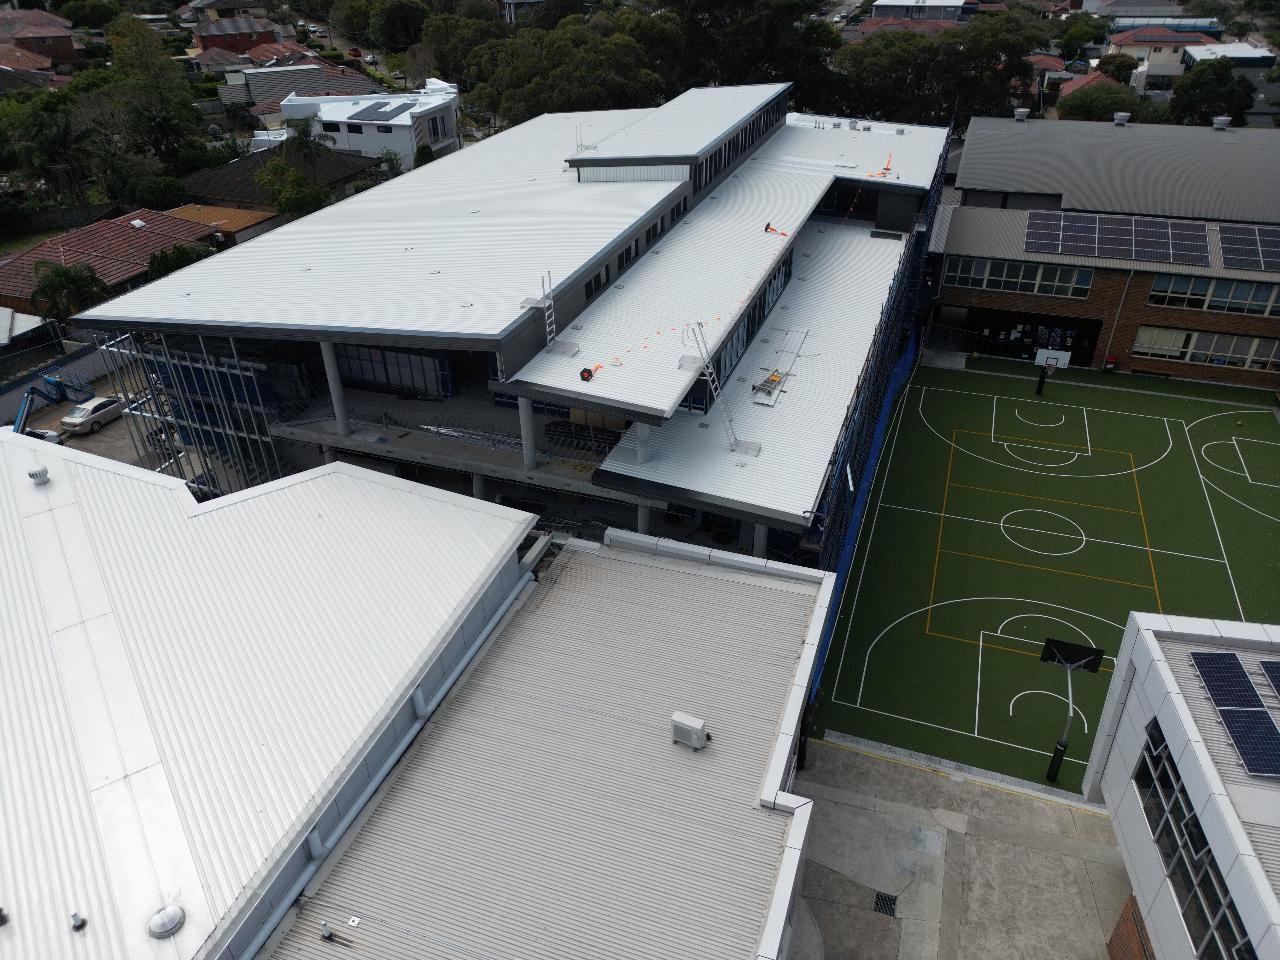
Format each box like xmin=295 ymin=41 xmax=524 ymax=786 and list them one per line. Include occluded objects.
xmin=95 ymin=331 xmax=303 ymax=497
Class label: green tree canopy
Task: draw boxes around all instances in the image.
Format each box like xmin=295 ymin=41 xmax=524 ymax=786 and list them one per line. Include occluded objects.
xmin=419 ymin=13 xmax=512 ymax=86
xmin=412 ymin=142 xmax=435 ymax=167
xmin=56 ymin=0 xmax=122 ymax=28
xmin=254 ymin=157 xmax=332 ymax=215
xmin=1056 ymin=79 xmax=1139 ymax=120
xmin=369 ymin=0 xmax=430 ymax=50
xmin=31 ymin=261 xmax=108 ymax=325
xmin=1171 ymin=57 xmax=1255 ymax=125
xmin=147 ymin=244 xmax=213 ymax=280
xmin=1097 ymin=52 xmax=1138 ymax=84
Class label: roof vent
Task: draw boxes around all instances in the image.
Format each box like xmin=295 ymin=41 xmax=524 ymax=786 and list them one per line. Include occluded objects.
xmin=28 ymin=465 xmax=49 ymax=486
xmin=147 ymin=905 xmax=185 ymax=940
xmin=859 ymin=121 xmax=873 ymax=131
xmin=1113 ymin=111 xmax=1130 ymax=126
xmin=1013 ymin=107 xmax=1030 ymax=122
xmin=129 ymin=219 xmax=147 ymax=229
xmin=895 ymin=127 xmax=905 ymax=135
xmin=1212 ymin=115 xmax=1230 ymax=130
xmin=672 ymin=712 xmax=709 ymax=751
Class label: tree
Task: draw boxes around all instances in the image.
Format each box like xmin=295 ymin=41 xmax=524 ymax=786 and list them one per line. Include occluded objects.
xmin=30 ymin=261 xmax=108 ymax=326
xmin=1182 ymin=0 xmax=1234 ymax=18
xmin=1227 ymin=19 xmax=1251 ymax=39
xmin=419 ymin=14 xmax=511 ymax=87
xmin=133 ymin=174 xmax=188 ymax=208
xmin=254 ymin=157 xmax=332 ymax=215
xmin=56 ymin=0 xmax=122 ymax=28
xmin=1171 ymin=58 xmax=1255 ymax=125
xmin=147 ymin=244 xmax=213 ymax=280
xmin=380 ymin=147 xmax=403 ymax=176
xmin=331 ymin=0 xmax=373 ymax=42
xmin=413 ymin=142 xmax=435 ymax=167
xmin=1097 ymin=52 xmax=1138 ymax=84
xmin=281 ymin=117 xmax=336 ymax=183
xmin=369 ymin=0 xmax=430 ymax=50
xmin=535 ymin=0 xmax=580 ymax=28
xmin=1055 ymin=13 xmax=1107 ymax=62
xmin=1056 ymin=80 xmax=1139 ymax=120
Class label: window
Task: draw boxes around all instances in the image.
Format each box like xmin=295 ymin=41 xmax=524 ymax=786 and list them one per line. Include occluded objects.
xmin=1133 ymin=720 xmax=1258 ymax=960
xmin=347 ymin=123 xmax=363 ymax=134
xmin=1132 ymin=325 xmax=1280 ymax=371
xmin=1148 ymin=274 xmax=1211 ymax=309
xmin=644 ymin=219 xmax=664 ymax=246
xmin=321 ymin=122 xmax=340 ymax=132
xmin=942 ymin=257 xmax=1092 ymax=298
xmin=1153 ymin=45 xmax=1163 ymax=52
xmin=617 ymin=238 xmax=639 ymax=272
xmin=670 ymin=197 xmax=688 ymax=222
xmin=1150 ymin=275 xmax=1279 ymax=315
xmin=377 ymin=124 xmax=392 ymax=133
xmin=583 ymin=264 xmax=610 ymax=302
xmin=1207 ymin=280 xmax=1273 ymax=315
xmin=429 ymin=115 xmax=440 ymax=140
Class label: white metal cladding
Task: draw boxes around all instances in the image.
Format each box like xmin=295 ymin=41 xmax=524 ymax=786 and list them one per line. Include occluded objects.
xmin=599 ymin=220 xmax=905 ymax=527
xmin=0 ymin=431 xmax=533 ymax=960
xmin=509 ymin=155 xmax=834 ymax=417
xmin=78 ymin=109 xmax=678 ymax=338
xmin=269 ymin=539 xmax=825 ymax=960
xmin=569 ymin=83 xmax=790 ymax=162
xmin=577 ymin=164 xmax=690 ymax=183
xmin=764 ymin=115 xmax=951 ymax=191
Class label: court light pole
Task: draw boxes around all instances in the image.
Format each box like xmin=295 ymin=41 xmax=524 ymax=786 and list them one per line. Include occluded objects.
xmin=1041 ymin=638 xmax=1106 ymax=783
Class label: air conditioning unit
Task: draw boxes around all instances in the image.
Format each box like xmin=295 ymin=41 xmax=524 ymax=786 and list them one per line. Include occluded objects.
xmin=672 ymin=712 xmax=709 ymax=751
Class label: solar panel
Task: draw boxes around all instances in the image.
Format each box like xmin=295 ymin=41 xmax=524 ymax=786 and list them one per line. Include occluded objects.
xmin=1262 ymin=661 xmax=1280 ymax=700
xmin=1190 ymin=651 xmax=1264 ymax=709
xmin=1023 ymin=212 xmax=1210 ymax=267
xmin=1218 ymin=225 xmax=1280 ymax=273
xmin=1219 ymin=709 xmax=1280 ymax=777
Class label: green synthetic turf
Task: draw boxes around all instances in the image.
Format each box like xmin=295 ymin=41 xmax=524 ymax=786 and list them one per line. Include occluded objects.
xmin=814 ymin=365 xmax=1280 ymax=793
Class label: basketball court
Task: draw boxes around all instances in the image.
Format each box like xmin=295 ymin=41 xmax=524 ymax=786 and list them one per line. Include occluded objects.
xmin=816 ymin=364 xmax=1280 ymax=793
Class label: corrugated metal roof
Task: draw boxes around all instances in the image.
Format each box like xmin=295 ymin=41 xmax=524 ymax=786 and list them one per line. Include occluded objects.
xmin=79 ymin=109 xmax=678 ymax=340
xmin=569 ymin=84 xmax=790 ymax=162
xmin=957 ymin=117 xmax=1280 ymax=224
xmin=269 ymin=539 xmax=823 ymax=960
xmin=595 ymin=219 xmax=904 ymax=528
xmin=939 ymin=205 xmax=1280 ymax=281
xmin=0 ymin=431 xmax=533 ymax=960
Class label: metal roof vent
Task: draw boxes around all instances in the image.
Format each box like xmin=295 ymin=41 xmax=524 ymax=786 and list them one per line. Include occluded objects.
xmin=1113 ymin=111 xmax=1130 ymax=126
xmin=28 ymin=465 xmax=49 ymax=486
xmin=130 ymin=219 xmax=147 ymax=228
xmin=1212 ymin=115 xmax=1230 ymax=130
xmin=1013 ymin=108 xmax=1030 ymax=122
xmin=147 ymin=905 xmax=185 ymax=940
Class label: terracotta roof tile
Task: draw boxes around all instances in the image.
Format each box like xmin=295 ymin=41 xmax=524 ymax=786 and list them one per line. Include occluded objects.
xmin=166 ymin=204 xmax=278 ymax=233
xmin=1058 ymin=70 xmax=1118 ymax=98
xmin=0 ymin=42 xmax=51 ymax=70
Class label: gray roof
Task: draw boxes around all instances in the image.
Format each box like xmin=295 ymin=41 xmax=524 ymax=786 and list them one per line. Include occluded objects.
xmin=957 ymin=117 xmax=1280 ymax=225
xmin=269 ymin=537 xmax=828 ymax=960
xmin=936 ymin=204 xmax=1280 ymax=281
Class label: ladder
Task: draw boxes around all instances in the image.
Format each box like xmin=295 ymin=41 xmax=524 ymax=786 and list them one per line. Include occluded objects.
xmin=685 ymin=321 xmax=759 ymax=456
xmin=542 ymin=271 xmax=557 ymax=347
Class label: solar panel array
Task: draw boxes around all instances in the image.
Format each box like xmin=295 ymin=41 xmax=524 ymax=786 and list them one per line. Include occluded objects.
xmin=348 ymin=101 xmax=417 ymax=123
xmin=1219 ymin=225 xmax=1280 ymax=272
xmin=1190 ymin=651 xmax=1280 ymax=778
xmin=1262 ymin=661 xmax=1280 ymax=700
xmin=1025 ymin=211 xmax=1211 ymax=267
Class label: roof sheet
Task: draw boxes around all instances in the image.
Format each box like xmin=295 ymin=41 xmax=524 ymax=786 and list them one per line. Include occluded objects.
xmin=957 ymin=117 xmax=1280 ymax=224
xmin=0 ymin=8 xmax=70 ymax=40
xmin=597 ymin=219 xmax=904 ymax=527
xmin=0 ymin=41 xmax=51 ymax=69
xmin=195 ymin=15 xmax=277 ymax=35
xmin=1185 ymin=41 xmax=1277 ymax=62
xmin=1106 ymin=25 xmax=1212 ymax=43
xmin=269 ymin=538 xmax=824 ymax=960
xmin=166 ymin=203 xmax=278 ymax=232
xmin=179 ymin=146 xmax=379 ymax=207
xmin=570 ymin=84 xmax=790 ymax=162
xmin=82 ymin=110 xmax=679 ymax=339
xmin=0 ymin=431 xmax=534 ymax=960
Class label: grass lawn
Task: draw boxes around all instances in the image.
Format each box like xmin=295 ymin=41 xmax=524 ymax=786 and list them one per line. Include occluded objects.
xmin=0 ymin=229 xmax=64 ymax=257
xmin=813 ymin=364 xmax=1280 ymax=793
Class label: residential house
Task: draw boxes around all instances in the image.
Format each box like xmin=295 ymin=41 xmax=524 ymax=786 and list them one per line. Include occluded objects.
xmin=187 ymin=0 xmax=271 ymax=21
xmin=1084 ymin=0 xmax=1187 ymax=15
xmin=243 ymin=39 xmax=312 ymax=66
xmin=280 ymin=82 xmax=460 ymax=171
xmin=194 ymin=16 xmax=282 ymax=55
xmin=180 ymin=146 xmax=381 ymax=210
xmin=0 ymin=62 xmax=63 ymax=91
xmin=218 ymin=61 xmax=382 ymax=107
xmin=870 ymin=0 xmax=969 ymax=19
xmin=0 ymin=41 xmax=50 ymax=71
xmin=166 ymin=203 xmax=285 ymax=245
xmin=1106 ymin=25 xmax=1214 ymax=95
xmin=1056 ymin=70 xmax=1120 ymax=101
xmin=1110 ymin=15 xmax=1223 ymax=37
xmin=0 ymin=210 xmax=214 ymax=315
xmin=192 ymin=45 xmax=243 ymax=73
xmin=1020 ymin=53 xmax=1079 ymax=107
xmin=0 ymin=9 xmax=75 ymax=67
xmin=931 ymin=115 xmax=1280 ymax=387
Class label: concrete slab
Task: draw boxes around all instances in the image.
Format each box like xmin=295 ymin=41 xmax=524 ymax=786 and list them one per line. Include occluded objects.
xmin=899 ymin=917 xmax=941 ymax=960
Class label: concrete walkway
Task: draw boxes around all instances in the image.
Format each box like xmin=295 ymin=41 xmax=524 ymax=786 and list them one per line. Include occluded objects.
xmin=792 ymin=739 xmax=1131 ymax=960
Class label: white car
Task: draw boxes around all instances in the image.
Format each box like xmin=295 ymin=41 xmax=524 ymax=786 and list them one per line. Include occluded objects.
xmin=364 ymin=53 xmax=376 ymax=64
xmin=61 ymin=395 xmax=123 ymax=434
xmin=22 ymin=428 xmax=63 ymax=444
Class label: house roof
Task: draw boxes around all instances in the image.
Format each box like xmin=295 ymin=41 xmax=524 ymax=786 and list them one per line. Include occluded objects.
xmin=0 ymin=430 xmax=535 ymax=960
xmin=267 ymin=533 xmax=829 ymax=960
xmin=851 ymin=15 xmax=958 ymax=36
xmin=1106 ymin=25 xmax=1213 ymax=44
xmin=0 ymin=41 xmax=51 ymax=70
xmin=180 ymin=146 xmax=380 ymax=207
xmin=1057 ymin=70 xmax=1117 ymax=98
xmin=957 ymin=116 xmax=1280 ymax=224
xmin=0 ymin=8 xmax=70 ymax=40
xmin=1027 ymin=52 xmax=1066 ymax=71
xmin=1185 ymin=41 xmax=1277 ymax=64
xmin=194 ymin=45 xmax=243 ymax=65
xmin=0 ymin=63 xmax=59 ymax=91
xmin=0 ymin=210 xmax=214 ymax=303
xmin=244 ymin=39 xmax=311 ymax=64
xmin=195 ymin=15 xmax=277 ymax=36
xmin=166 ymin=203 xmax=278 ymax=233
xmin=248 ymin=96 xmax=283 ymax=115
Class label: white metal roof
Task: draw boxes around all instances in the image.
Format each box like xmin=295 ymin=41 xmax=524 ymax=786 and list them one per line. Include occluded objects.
xmin=597 ymin=219 xmax=905 ymax=528
xmin=1185 ymin=41 xmax=1275 ymax=61
xmin=281 ymin=86 xmax=455 ymax=125
xmin=268 ymin=533 xmax=831 ymax=960
xmin=569 ymin=83 xmax=791 ymax=162
xmin=765 ymin=114 xmax=949 ymax=190
xmin=78 ymin=109 xmax=678 ymax=340
xmin=0 ymin=430 xmax=533 ymax=960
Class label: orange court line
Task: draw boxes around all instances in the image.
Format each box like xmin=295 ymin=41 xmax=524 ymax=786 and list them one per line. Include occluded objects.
xmin=1130 ymin=451 xmax=1164 ymax=612
xmin=927 ymin=429 xmax=958 ymax=634
xmin=940 ymin=548 xmax=1157 ymax=591
xmin=949 ymin=482 xmax=1140 ymax=516
xmin=927 ymin=628 xmax=1113 ymax=673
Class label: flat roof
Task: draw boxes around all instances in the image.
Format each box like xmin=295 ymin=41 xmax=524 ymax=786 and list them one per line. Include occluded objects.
xmin=936 ymin=204 xmax=1280 ymax=281
xmin=569 ymin=83 xmax=790 ymax=163
xmin=509 ymin=115 xmax=947 ymax=420
xmin=0 ymin=430 xmax=533 ymax=959
xmin=282 ymin=87 xmax=455 ymax=124
xmin=596 ymin=219 xmax=904 ymax=528
xmin=1185 ymin=41 xmax=1276 ymax=60
xmin=268 ymin=534 xmax=830 ymax=960
xmin=78 ymin=109 xmax=679 ymax=341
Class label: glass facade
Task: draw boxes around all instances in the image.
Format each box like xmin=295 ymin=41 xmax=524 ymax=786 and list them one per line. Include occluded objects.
xmin=1148 ymin=275 xmax=1280 ymax=316
xmin=942 ymin=256 xmax=1093 ymax=298
xmin=1132 ymin=326 xmax=1280 ymax=371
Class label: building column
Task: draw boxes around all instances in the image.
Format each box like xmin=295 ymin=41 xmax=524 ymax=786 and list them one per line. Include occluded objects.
xmin=319 ymin=341 xmax=350 ymax=438
xmin=518 ymin=396 xmax=536 ymax=471
xmin=471 ymin=473 xmax=486 ymax=500
xmin=635 ymin=422 xmax=651 ymax=465
xmin=636 ymin=504 xmax=651 ymax=536
xmin=752 ymin=522 xmax=769 ymax=558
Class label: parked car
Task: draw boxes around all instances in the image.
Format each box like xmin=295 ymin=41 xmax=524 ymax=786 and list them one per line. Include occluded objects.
xmin=295 ymin=19 xmax=306 ymax=27
xmin=61 ymin=396 xmax=123 ymax=434
xmin=391 ymin=69 xmax=404 ymax=79
xmin=348 ymin=46 xmax=361 ymax=57
xmin=21 ymin=428 xmax=63 ymax=444
xmin=364 ymin=53 xmax=376 ymax=64
xmin=306 ymin=23 xmax=318 ymax=32
xmin=314 ymin=29 xmax=328 ymax=37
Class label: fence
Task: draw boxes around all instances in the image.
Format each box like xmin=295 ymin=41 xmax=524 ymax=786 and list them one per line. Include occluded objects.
xmin=0 ymin=342 xmax=110 ymax=425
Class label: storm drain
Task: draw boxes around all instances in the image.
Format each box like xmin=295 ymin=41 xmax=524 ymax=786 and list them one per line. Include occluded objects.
xmin=872 ymin=892 xmax=898 ymax=917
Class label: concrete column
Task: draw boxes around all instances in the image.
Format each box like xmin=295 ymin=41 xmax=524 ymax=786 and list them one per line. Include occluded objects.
xmin=752 ymin=522 xmax=769 ymax=558
xmin=471 ymin=473 xmax=486 ymax=500
xmin=636 ymin=504 xmax=651 ymax=536
xmin=518 ymin=396 xmax=536 ymax=471
xmin=635 ymin=422 xmax=651 ymax=465
xmin=319 ymin=341 xmax=350 ymax=438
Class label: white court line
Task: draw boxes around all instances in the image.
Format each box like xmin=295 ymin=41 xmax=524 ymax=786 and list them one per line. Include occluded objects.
xmin=1236 ymin=436 xmax=1280 ymax=489
xmin=1203 ymin=477 xmax=1280 ymax=525
xmin=1009 ymin=690 xmax=1089 ymax=734
xmin=1015 ymin=409 xmax=1066 ymax=428
xmin=879 ymin=502 xmax=1226 ymax=564
xmin=975 ymin=632 xmax=983 ymax=735
xmin=980 ymin=630 xmax=1116 ymax=664
xmin=1182 ymin=421 xmax=1245 ymax=620
xmin=1186 ymin=407 xmax=1275 ymax=430
xmin=1199 ymin=441 xmax=1248 ymax=478
xmin=1083 ymin=407 xmax=1092 ymax=456
xmin=925 ymin=383 xmax=1171 ymax=422
xmin=1001 ymin=444 xmax=1080 ymax=467
xmin=990 ymin=394 xmax=998 ymax=445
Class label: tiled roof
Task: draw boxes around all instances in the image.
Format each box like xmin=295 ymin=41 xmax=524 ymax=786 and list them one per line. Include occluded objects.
xmin=0 ymin=63 xmax=59 ymax=92
xmin=1058 ymin=70 xmax=1117 ymax=97
xmin=181 ymin=147 xmax=380 ymax=207
xmin=0 ymin=41 xmax=50 ymax=70
xmin=1027 ymin=52 xmax=1066 ymax=70
xmin=1107 ymin=25 xmax=1212 ymax=44
xmin=0 ymin=210 xmax=214 ymax=302
xmin=249 ymin=96 xmax=282 ymax=115
xmin=195 ymin=15 xmax=278 ymax=36
xmin=195 ymin=45 xmax=243 ymax=65
xmin=244 ymin=40 xmax=311 ymax=64
xmin=166 ymin=203 xmax=278 ymax=232
xmin=0 ymin=9 xmax=71 ymax=40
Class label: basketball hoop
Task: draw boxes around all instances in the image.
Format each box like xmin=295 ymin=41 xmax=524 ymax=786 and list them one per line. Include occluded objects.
xmin=1044 ymin=357 xmax=1059 ymax=376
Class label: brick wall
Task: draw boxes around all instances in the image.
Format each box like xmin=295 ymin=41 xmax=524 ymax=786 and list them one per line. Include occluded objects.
xmin=1107 ymin=894 xmax=1155 ymax=960
xmin=15 ymin=34 xmax=76 ymax=66
xmin=937 ymin=268 xmax=1280 ymax=389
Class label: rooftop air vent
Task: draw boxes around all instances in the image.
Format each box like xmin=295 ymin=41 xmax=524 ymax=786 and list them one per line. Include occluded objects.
xmin=1113 ymin=111 xmax=1130 ymax=126
xmin=130 ymin=219 xmax=147 ymax=228
xmin=859 ymin=121 xmax=873 ymax=131
xmin=1013 ymin=107 xmax=1030 ymax=122
xmin=28 ymin=465 xmax=49 ymax=486
xmin=672 ymin=712 xmax=709 ymax=750
xmin=1212 ymin=115 xmax=1230 ymax=130
xmin=147 ymin=905 xmax=185 ymax=940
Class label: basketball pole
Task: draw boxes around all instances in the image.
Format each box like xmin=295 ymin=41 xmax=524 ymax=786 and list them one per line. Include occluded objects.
xmin=1035 ymin=365 xmax=1048 ymax=396
xmin=1046 ymin=661 xmax=1075 ymax=782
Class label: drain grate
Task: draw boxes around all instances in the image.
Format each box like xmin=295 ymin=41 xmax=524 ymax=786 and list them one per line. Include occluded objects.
xmin=872 ymin=892 xmax=898 ymax=917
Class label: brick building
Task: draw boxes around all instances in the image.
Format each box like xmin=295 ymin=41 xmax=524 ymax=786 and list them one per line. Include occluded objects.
xmin=0 ymin=9 xmax=75 ymax=67
xmin=194 ymin=15 xmax=281 ymax=55
xmin=931 ymin=115 xmax=1280 ymax=388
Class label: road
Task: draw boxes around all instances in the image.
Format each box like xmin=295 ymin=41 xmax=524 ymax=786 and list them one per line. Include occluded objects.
xmin=284 ymin=6 xmax=409 ymax=90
